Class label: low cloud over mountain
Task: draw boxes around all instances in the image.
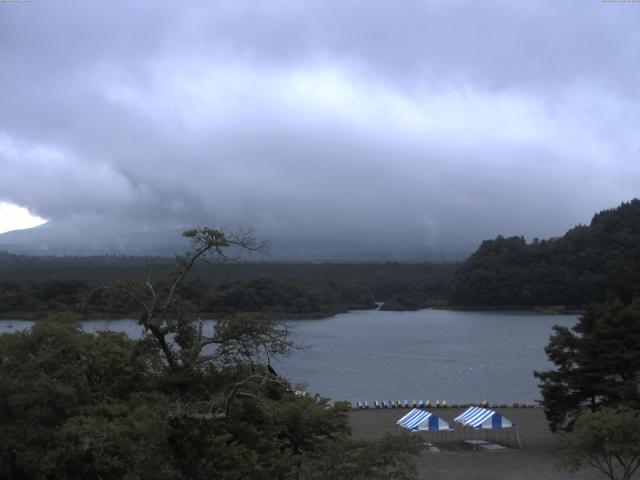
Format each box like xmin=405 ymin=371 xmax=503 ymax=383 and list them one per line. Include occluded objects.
xmin=1 ymin=1 xmax=639 ymax=258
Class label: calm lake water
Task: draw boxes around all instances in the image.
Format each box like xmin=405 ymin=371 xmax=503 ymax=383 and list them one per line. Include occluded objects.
xmin=0 ymin=309 xmax=576 ymax=404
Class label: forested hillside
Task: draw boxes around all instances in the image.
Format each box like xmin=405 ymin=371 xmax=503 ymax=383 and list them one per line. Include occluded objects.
xmin=0 ymin=254 xmax=455 ymax=318
xmin=450 ymin=199 xmax=640 ymax=308
xmin=4 ymin=200 xmax=640 ymax=314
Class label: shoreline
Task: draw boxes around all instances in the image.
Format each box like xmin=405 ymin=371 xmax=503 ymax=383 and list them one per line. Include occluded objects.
xmin=0 ymin=304 xmax=583 ymax=322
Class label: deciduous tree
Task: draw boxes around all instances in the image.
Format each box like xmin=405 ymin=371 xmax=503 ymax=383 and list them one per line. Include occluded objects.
xmin=558 ymin=407 xmax=640 ymax=480
xmin=0 ymin=228 xmax=420 ymax=479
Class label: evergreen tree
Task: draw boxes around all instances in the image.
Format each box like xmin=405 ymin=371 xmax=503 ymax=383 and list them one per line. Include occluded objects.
xmin=535 ymin=300 xmax=640 ymax=432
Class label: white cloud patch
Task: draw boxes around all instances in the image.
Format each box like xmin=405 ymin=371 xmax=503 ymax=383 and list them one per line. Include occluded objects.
xmin=0 ymin=202 xmax=48 ymax=235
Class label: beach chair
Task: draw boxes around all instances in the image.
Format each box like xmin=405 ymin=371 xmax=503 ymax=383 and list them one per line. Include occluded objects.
xmin=382 ymin=400 xmax=388 ymax=408
xmin=441 ymin=400 xmax=447 ymax=408
xmin=418 ymin=399 xmax=425 ymax=408
xmin=364 ymin=401 xmax=369 ymax=409
xmin=425 ymin=400 xmax=431 ymax=408
xmin=435 ymin=400 xmax=441 ymax=408
xmin=412 ymin=400 xmax=418 ymax=408
xmin=374 ymin=400 xmax=380 ymax=409
xmin=356 ymin=401 xmax=363 ymax=409
xmin=403 ymin=400 xmax=409 ymax=408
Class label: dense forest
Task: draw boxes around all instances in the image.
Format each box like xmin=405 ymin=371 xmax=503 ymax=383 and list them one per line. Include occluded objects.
xmin=0 ymin=254 xmax=456 ymax=319
xmin=450 ymin=199 xmax=640 ymax=308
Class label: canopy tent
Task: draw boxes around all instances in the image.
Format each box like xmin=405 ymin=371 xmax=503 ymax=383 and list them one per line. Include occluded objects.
xmin=454 ymin=406 xmax=513 ymax=429
xmin=397 ymin=408 xmax=452 ymax=431
xmin=454 ymin=406 xmax=521 ymax=448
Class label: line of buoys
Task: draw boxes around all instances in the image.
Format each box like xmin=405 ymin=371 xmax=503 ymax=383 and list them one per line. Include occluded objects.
xmin=456 ymin=345 xmax=539 ymax=376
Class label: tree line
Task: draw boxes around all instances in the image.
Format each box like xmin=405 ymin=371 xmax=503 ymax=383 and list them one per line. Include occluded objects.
xmin=0 ymin=254 xmax=456 ymax=318
xmin=0 ymin=277 xmax=375 ymax=320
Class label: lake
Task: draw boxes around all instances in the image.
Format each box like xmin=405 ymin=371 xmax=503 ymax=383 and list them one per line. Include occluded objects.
xmin=0 ymin=309 xmax=576 ymax=404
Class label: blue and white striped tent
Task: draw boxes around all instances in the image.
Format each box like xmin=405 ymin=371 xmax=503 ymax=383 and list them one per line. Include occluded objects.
xmin=454 ymin=406 xmax=513 ymax=429
xmin=397 ymin=409 xmax=452 ymax=431
xmin=454 ymin=406 xmax=522 ymax=448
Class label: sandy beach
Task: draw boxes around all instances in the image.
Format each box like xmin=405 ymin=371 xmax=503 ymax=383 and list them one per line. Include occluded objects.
xmin=348 ymin=407 xmax=609 ymax=480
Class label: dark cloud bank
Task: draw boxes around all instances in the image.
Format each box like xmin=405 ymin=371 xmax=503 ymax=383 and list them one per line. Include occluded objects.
xmin=1 ymin=1 xmax=639 ymax=259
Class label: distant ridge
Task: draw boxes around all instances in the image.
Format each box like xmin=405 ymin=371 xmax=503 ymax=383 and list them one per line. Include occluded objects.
xmin=450 ymin=199 xmax=640 ymax=307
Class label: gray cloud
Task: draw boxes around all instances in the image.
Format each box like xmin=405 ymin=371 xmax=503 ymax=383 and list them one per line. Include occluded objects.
xmin=1 ymin=0 xmax=639 ymax=257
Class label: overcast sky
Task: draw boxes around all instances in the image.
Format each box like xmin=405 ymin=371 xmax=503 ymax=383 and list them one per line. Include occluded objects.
xmin=1 ymin=0 xmax=639 ymax=255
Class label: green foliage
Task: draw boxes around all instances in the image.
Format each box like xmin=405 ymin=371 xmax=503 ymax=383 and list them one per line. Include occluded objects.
xmin=0 ymin=229 xmax=420 ymax=479
xmin=535 ymin=301 xmax=640 ymax=431
xmin=297 ymin=434 xmax=422 ymax=480
xmin=202 ymin=277 xmax=376 ymax=317
xmin=48 ymin=396 xmax=178 ymax=480
xmin=0 ymin=315 xmax=164 ymax=479
xmin=275 ymin=395 xmax=351 ymax=454
xmin=0 ymin=311 xmax=416 ymax=479
xmin=0 ymin=251 xmax=457 ymax=319
xmin=558 ymin=407 xmax=640 ymax=480
xmin=451 ymin=199 xmax=640 ymax=307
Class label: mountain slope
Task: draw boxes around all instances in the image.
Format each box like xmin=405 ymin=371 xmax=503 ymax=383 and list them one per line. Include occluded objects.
xmin=0 ymin=219 xmax=469 ymax=261
xmin=0 ymin=218 xmax=190 ymax=256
